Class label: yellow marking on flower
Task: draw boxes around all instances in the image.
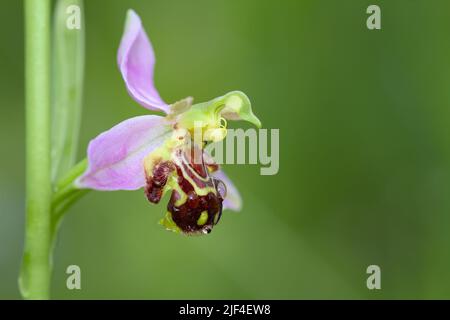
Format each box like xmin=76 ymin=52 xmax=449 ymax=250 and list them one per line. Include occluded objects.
xmin=180 ymin=151 xmax=210 ymax=183
xmin=167 ymin=175 xmax=188 ymax=207
xmin=143 ymin=143 xmax=171 ymax=176
xmin=172 ymin=153 xmax=216 ymax=197
xmin=197 ymin=211 xmax=208 ymax=226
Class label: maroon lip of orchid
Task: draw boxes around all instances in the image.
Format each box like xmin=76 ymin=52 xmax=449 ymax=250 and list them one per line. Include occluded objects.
xmin=145 ymin=144 xmax=227 ymax=234
xmin=75 ymin=10 xmax=260 ymax=235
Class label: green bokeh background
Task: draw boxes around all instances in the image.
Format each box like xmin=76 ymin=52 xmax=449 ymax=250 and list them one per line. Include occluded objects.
xmin=2 ymin=0 xmax=450 ymax=299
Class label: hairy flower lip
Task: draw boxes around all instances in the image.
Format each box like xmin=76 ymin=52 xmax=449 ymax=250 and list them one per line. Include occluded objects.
xmin=144 ymin=141 xmax=226 ymax=234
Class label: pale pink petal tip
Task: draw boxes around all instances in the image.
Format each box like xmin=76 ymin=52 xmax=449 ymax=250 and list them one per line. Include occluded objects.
xmin=118 ymin=10 xmax=170 ymax=114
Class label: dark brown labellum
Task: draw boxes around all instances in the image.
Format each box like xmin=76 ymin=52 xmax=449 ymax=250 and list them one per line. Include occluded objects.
xmin=145 ymin=144 xmax=225 ymax=235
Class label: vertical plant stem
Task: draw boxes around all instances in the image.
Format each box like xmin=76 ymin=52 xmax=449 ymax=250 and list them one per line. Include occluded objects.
xmin=21 ymin=0 xmax=52 ymax=300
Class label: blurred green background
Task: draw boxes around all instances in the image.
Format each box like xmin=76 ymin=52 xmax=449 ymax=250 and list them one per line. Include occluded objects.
xmin=2 ymin=0 xmax=450 ymax=299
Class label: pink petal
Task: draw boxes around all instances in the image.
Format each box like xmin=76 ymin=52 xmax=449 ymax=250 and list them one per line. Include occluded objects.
xmin=118 ymin=10 xmax=170 ymax=114
xmin=76 ymin=115 xmax=172 ymax=190
xmin=213 ymin=170 xmax=242 ymax=211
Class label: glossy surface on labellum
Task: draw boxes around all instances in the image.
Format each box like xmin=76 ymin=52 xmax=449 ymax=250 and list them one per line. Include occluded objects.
xmin=145 ymin=145 xmax=226 ymax=235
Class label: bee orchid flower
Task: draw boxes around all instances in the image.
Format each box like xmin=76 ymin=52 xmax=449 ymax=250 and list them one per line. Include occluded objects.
xmin=76 ymin=10 xmax=261 ymax=235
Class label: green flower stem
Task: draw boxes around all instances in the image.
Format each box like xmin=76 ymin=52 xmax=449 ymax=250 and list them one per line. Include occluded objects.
xmin=55 ymin=158 xmax=87 ymax=191
xmin=53 ymin=189 xmax=90 ymax=224
xmin=49 ymin=160 xmax=89 ymax=274
xmin=52 ymin=159 xmax=89 ymax=221
xmin=21 ymin=0 xmax=52 ymax=300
